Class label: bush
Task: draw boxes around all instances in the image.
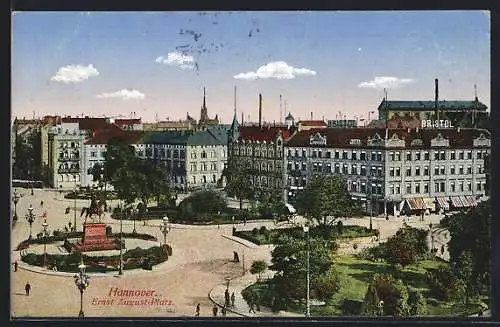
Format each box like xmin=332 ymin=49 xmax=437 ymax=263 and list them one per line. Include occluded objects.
xmin=341 ymin=299 xmax=364 ymax=315
xmin=364 ymin=274 xmax=410 ymax=317
xmin=106 ymin=226 xmax=112 ymax=235
xmin=408 ymin=288 xmax=427 ymax=316
xmin=384 ymin=226 xmax=428 ymax=267
xmin=313 ymin=268 xmax=341 ymax=301
xmin=251 ymin=228 xmax=259 ymax=235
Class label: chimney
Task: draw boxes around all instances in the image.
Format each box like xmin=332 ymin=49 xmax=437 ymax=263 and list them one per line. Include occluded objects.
xmin=311 ymin=112 xmax=313 ymax=120
xmin=435 ymin=78 xmax=439 ymax=120
xmin=258 ymin=93 xmax=262 ymax=128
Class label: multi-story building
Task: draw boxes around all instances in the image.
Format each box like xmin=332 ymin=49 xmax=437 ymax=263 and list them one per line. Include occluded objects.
xmin=327 ymin=119 xmax=358 ymax=128
xmin=142 ymin=115 xmax=197 ymax=131
xmin=135 ymin=126 xmax=229 ymax=191
xmin=113 ymin=118 xmax=143 ymax=131
xmin=378 ymin=79 xmax=488 ymax=128
xmin=47 ymin=117 xmax=110 ymax=189
xmin=284 ymin=127 xmax=490 ymax=217
xmin=297 ymin=120 xmax=327 ymax=132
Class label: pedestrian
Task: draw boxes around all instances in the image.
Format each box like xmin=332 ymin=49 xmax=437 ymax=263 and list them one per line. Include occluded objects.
xmin=224 ymin=289 xmax=230 ymax=306
xmin=25 ymin=282 xmax=31 ymax=296
xmin=221 ymin=305 xmax=227 ymax=316
xmin=68 ymin=221 xmax=72 ymax=229
xmin=231 ymin=292 xmax=235 ymax=307
xmin=40 ymin=200 xmax=44 ymax=207
xmin=195 ymin=303 xmax=200 ymax=317
xmin=212 ymin=305 xmax=218 ymax=317
xmin=441 ymin=245 xmax=445 ymax=255
xmin=31 ymin=188 xmax=34 ymax=196
xmin=13 ymin=261 xmax=18 ymax=272
xmin=249 ymin=301 xmax=256 ymax=314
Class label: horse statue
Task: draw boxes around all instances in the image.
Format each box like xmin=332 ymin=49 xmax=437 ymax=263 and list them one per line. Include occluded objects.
xmin=80 ymin=196 xmax=107 ymax=223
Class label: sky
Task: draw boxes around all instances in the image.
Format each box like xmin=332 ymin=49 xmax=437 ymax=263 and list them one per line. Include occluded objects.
xmin=12 ymin=11 xmax=490 ymax=124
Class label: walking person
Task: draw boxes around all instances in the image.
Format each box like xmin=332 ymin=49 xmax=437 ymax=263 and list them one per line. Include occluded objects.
xmin=212 ymin=304 xmax=218 ymax=317
xmin=224 ymin=289 xmax=230 ymax=307
xmin=195 ymin=303 xmax=200 ymax=317
xmin=221 ymin=305 xmax=227 ymax=316
xmin=441 ymin=245 xmax=445 ymax=255
xmin=13 ymin=261 xmax=18 ymax=272
xmin=231 ymin=292 xmax=235 ymax=307
xmin=25 ymin=282 xmax=31 ymax=296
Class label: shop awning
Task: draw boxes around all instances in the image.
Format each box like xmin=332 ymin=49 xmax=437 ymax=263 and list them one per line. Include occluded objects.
xmin=465 ymin=195 xmax=478 ymax=207
xmin=459 ymin=195 xmax=470 ymax=207
xmin=423 ymin=198 xmax=436 ymax=211
xmin=436 ymin=196 xmax=450 ymax=210
xmin=406 ymin=198 xmax=425 ymax=210
xmin=450 ymin=196 xmax=461 ymax=208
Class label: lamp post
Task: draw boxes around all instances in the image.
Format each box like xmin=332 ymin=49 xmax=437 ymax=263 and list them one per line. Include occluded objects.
xmin=303 ymin=224 xmax=310 ymax=317
xmin=160 ymin=216 xmax=170 ymax=246
xmin=73 ymin=177 xmax=78 ymax=231
xmin=369 ymin=175 xmax=373 ymax=231
xmin=132 ymin=207 xmax=138 ymax=234
xmin=26 ymin=204 xmax=35 ymax=239
xmin=74 ymin=259 xmax=90 ymax=317
xmin=119 ymin=201 xmax=124 ymax=275
xmin=12 ymin=191 xmax=20 ymax=222
xmin=429 ymin=223 xmax=435 ymax=254
xmin=42 ymin=219 xmax=48 ymax=267
xmin=232 ymin=216 xmax=235 ymax=228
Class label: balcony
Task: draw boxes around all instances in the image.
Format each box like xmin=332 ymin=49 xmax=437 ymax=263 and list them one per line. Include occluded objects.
xmin=58 ymin=167 xmax=80 ymax=174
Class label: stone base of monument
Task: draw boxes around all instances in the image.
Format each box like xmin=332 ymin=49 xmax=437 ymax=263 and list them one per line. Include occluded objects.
xmin=74 ymin=223 xmax=116 ymax=252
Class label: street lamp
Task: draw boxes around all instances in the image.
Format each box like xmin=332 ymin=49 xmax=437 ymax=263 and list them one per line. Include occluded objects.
xmin=369 ymin=175 xmax=374 ymax=231
xmin=119 ymin=201 xmax=124 ymax=275
xmin=132 ymin=207 xmax=138 ymax=234
xmin=12 ymin=191 xmax=20 ymax=222
xmin=429 ymin=223 xmax=435 ymax=254
xmin=73 ymin=177 xmax=78 ymax=231
xmin=42 ymin=219 xmax=48 ymax=267
xmin=159 ymin=216 xmax=170 ymax=246
xmin=303 ymin=224 xmax=310 ymax=317
xmin=74 ymin=259 xmax=90 ymax=317
xmin=25 ymin=204 xmax=35 ymax=239
xmin=232 ymin=215 xmax=235 ymax=228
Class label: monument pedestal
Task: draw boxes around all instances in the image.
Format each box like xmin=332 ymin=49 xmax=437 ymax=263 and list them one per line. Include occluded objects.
xmin=75 ymin=223 xmax=116 ymax=252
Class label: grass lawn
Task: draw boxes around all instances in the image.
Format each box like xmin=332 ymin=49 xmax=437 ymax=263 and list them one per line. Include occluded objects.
xmin=234 ymin=225 xmax=377 ymax=246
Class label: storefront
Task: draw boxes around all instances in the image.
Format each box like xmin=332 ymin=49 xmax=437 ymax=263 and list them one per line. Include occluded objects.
xmin=435 ymin=196 xmax=450 ymax=213
xmin=403 ymin=197 xmax=426 ymax=216
xmin=422 ymin=197 xmax=436 ymax=215
xmin=450 ymin=195 xmax=477 ymax=210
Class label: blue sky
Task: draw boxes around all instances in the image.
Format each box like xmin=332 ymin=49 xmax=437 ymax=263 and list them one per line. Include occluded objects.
xmin=12 ymin=11 xmax=490 ymax=124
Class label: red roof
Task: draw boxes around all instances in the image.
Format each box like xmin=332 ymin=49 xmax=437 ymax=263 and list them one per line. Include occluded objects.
xmin=85 ymin=125 xmax=143 ymax=145
xmin=114 ymin=118 xmax=141 ymax=125
xmin=299 ymin=120 xmax=328 ymax=127
xmin=238 ymin=126 xmax=291 ymax=142
xmin=286 ymin=127 xmax=490 ymax=149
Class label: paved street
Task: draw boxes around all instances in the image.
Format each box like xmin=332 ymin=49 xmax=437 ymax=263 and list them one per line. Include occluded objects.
xmin=10 ymin=188 xmax=452 ymax=318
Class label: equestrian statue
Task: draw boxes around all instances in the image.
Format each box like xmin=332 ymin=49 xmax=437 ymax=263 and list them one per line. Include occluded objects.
xmin=80 ymin=196 xmax=107 ymax=223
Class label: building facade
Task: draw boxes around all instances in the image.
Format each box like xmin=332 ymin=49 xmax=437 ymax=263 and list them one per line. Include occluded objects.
xmin=285 ymin=128 xmax=490 ymax=217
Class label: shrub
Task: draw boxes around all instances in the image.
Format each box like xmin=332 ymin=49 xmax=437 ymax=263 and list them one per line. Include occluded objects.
xmin=408 ymin=288 xmax=427 ymax=316
xmin=426 ymin=266 xmax=458 ymax=300
xmin=313 ymin=268 xmax=341 ymax=301
xmin=250 ymin=260 xmax=268 ymax=281
xmin=384 ymin=226 xmax=428 ymax=267
xmin=364 ymin=274 xmax=410 ymax=317
xmin=251 ymin=228 xmax=259 ymax=235
xmin=341 ymin=299 xmax=364 ymax=315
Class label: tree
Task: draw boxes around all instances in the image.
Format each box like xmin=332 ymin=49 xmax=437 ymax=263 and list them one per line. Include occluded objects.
xmin=408 ymin=288 xmax=427 ymax=316
xmin=384 ymin=225 xmax=428 ymax=267
xmin=361 ymin=284 xmax=380 ymax=316
xmin=104 ymin=137 xmax=137 ymax=185
xmin=178 ymin=190 xmax=228 ymax=222
xmin=224 ymin=160 xmax=255 ymax=210
xmin=250 ymin=260 xmax=268 ymax=281
xmin=440 ymin=199 xmax=491 ymax=296
xmin=313 ymin=268 xmax=341 ymax=301
xmin=365 ymin=274 xmax=410 ymax=317
xmin=295 ymin=175 xmax=359 ymax=228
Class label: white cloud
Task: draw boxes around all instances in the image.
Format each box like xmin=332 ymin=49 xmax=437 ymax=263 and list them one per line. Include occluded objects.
xmin=233 ymin=61 xmax=317 ymax=80
xmin=96 ymin=89 xmax=145 ymax=100
xmin=155 ymin=52 xmax=195 ymax=69
xmin=51 ymin=64 xmax=100 ymax=83
xmin=358 ymin=76 xmax=414 ymax=90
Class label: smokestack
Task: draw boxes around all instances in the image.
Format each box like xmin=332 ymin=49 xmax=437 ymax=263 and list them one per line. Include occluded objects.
xmin=435 ymin=78 xmax=439 ymax=120
xmin=259 ymin=93 xmax=262 ymax=128
xmin=241 ymin=112 xmax=244 ymax=125
xmin=311 ymin=112 xmax=313 ymax=120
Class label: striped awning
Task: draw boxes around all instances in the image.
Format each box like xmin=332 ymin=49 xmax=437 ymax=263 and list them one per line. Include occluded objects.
xmin=450 ymin=196 xmax=463 ymax=208
xmin=423 ymin=198 xmax=436 ymax=211
xmin=406 ymin=197 xmax=426 ymax=210
xmin=436 ymin=196 xmax=450 ymax=210
xmin=465 ymin=195 xmax=478 ymax=207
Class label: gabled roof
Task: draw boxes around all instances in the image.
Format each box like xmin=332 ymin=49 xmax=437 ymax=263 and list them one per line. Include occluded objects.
xmin=299 ymin=120 xmax=328 ymax=127
xmin=138 ymin=131 xmax=192 ymax=145
xmin=238 ymin=126 xmax=291 ymax=142
xmin=285 ymin=128 xmax=490 ymax=149
xmin=85 ymin=125 xmax=143 ymax=145
xmin=114 ymin=118 xmax=141 ymax=125
xmin=378 ymin=100 xmax=488 ymax=111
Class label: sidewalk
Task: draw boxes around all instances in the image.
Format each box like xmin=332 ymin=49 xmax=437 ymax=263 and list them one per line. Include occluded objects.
xmin=208 ymin=271 xmax=303 ymax=318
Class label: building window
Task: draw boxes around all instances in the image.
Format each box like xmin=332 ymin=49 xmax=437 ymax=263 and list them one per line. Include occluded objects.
xmin=360 ymin=165 xmax=366 ymax=176
xmin=371 ymin=166 xmax=376 ymax=177
xmin=476 ymin=182 xmax=481 ymax=191
xmin=203 ymin=175 xmax=207 ymax=183
xmin=459 ymin=151 xmax=464 ymax=160
xmin=294 ymin=149 xmax=299 ymax=157
xmin=371 ymin=183 xmax=376 ymax=194
xmin=326 ymin=151 xmax=331 ymax=158
xmin=450 ymin=182 xmax=455 ymax=192
xmin=424 ymin=151 xmax=429 ymax=160
xmin=423 ymin=166 xmax=429 ymax=176
xmin=302 ymin=150 xmax=307 ymax=158
xmin=288 ymin=149 xmax=292 ymax=157
xmin=406 ymin=167 xmax=411 ymax=177
xmin=389 ymin=184 xmax=394 ymax=194
xmin=415 ymin=183 xmax=421 ymax=194
xmin=440 ymin=166 xmax=445 ymax=175
xmin=415 ymin=152 xmax=421 ymax=161
xmin=467 ymin=165 xmax=472 ymax=174
xmin=424 ymin=183 xmax=429 ymax=193
xmin=440 ymin=151 xmax=445 ymax=160
xmin=360 ymin=151 xmax=366 ymax=161
xmin=395 ymin=167 xmax=401 ymax=177
xmin=450 ymin=165 xmax=455 ymax=175
xmin=395 ymin=152 xmax=400 ymax=161
xmin=318 ymin=150 xmax=322 ymax=158
xmin=390 ymin=152 xmax=395 ymax=161
xmin=440 ymin=182 xmax=445 ymax=192
xmin=377 ymin=167 xmax=383 ymax=177
xmin=377 ymin=152 xmax=382 ymax=161
xmin=371 ymin=152 xmax=377 ymax=161
xmin=343 ymin=151 xmax=348 ymax=160
xmin=352 ymin=164 xmax=357 ymax=175
xmin=406 ymin=183 xmax=412 ymax=194
xmin=477 ymin=165 xmax=482 ymax=174
xmin=201 ymin=151 xmax=207 ymax=159
xmin=390 ymin=167 xmax=394 ymax=177
xmin=459 ymin=166 xmax=464 ymax=175
xmin=90 ymin=151 xmax=96 ymax=157
xmin=361 ymin=183 xmax=366 ymax=193
xmin=459 ymin=181 xmax=464 ymax=191
xmin=352 ymin=151 xmax=357 ymax=160
xmin=313 ymin=150 xmax=318 ymax=158
xmin=434 ymin=182 xmax=439 ymax=193
xmin=477 ymin=151 xmax=482 ymax=159
xmin=343 ymin=165 xmax=349 ymax=174
xmin=406 ymin=152 xmax=411 ymax=161
xmin=450 ymin=151 xmax=456 ymax=160
xmin=434 ymin=151 xmax=439 ymax=160
xmin=434 ymin=166 xmax=439 ymax=175
xmin=467 ymin=151 xmax=472 ymax=160
xmin=467 ymin=181 xmax=472 ymax=191
xmin=395 ymin=184 xmax=401 ymax=194
xmin=377 ymin=184 xmax=382 ymax=195
xmin=415 ymin=166 xmax=420 ymax=176
xmin=335 ymin=164 xmax=340 ymax=174
xmin=334 ymin=151 xmax=339 ymax=159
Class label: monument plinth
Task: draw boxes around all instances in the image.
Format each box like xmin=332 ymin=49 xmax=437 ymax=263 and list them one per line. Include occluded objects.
xmin=74 ymin=223 xmax=116 ymax=252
